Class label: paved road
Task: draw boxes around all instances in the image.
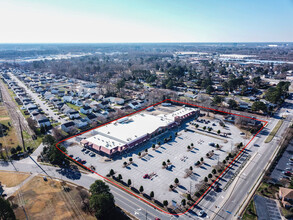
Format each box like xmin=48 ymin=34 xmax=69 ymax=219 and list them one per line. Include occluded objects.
xmin=197 ymin=95 xmax=293 ymax=220
xmin=0 ymin=157 xmax=179 ymax=220
xmin=9 ymin=72 xmax=67 ymax=125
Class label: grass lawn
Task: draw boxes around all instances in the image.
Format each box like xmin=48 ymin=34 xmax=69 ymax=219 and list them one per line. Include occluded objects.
xmin=10 ymin=176 xmax=96 ymax=220
xmin=0 ymin=171 xmax=30 ymax=187
xmin=0 ymin=107 xmax=20 ymax=153
xmin=22 ymin=130 xmax=43 ymax=151
xmin=281 ymin=207 xmax=293 ymax=219
xmin=66 ymin=103 xmax=82 ymax=111
xmin=256 ymin=182 xmax=279 ymax=199
xmin=242 ymin=199 xmax=257 ymax=220
xmin=265 ymin=120 xmax=283 ymax=143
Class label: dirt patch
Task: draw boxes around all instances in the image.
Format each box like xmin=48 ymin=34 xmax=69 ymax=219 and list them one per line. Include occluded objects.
xmin=0 ymin=171 xmax=30 ymax=187
xmin=10 ymin=176 xmax=96 ymax=220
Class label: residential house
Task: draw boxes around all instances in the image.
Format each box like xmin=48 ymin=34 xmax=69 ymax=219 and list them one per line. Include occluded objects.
xmin=49 ymin=96 xmax=58 ymax=104
xmin=80 ymin=106 xmax=92 ymax=115
xmin=61 ymin=121 xmax=76 ymax=133
xmin=128 ymin=101 xmax=141 ymax=110
xmin=97 ymin=100 xmax=109 ymax=109
xmin=58 ymin=90 xmax=65 ymax=97
xmin=30 ymin=110 xmax=40 ymax=119
xmin=68 ymin=110 xmax=80 ymax=119
xmin=71 ymin=97 xmax=82 ymax=106
xmin=35 ymin=114 xmax=51 ymax=127
xmin=62 ymin=95 xmax=73 ymax=103
xmin=239 ymin=102 xmax=251 ymax=109
xmin=26 ymin=104 xmax=38 ymax=113
xmin=51 ymin=88 xmax=59 ymax=94
xmin=86 ymin=113 xmax=97 ymax=123
xmin=83 ymin=100 xmax=92 ymax=107
xmin=73 ymin=118 xmax=88 ymax=129
xmin=279 ymin=187 xmax=293 ymax=209
xmin=105 ymin=97 xmax=125 ymax=105
xmin=43 ymin=92 xmax=55 ymax=100
xmin=53 ymin=100 xmax=64 ymax=109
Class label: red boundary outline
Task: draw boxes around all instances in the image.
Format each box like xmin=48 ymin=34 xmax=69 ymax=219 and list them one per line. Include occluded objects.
xmin=56 ymin=99 xmax=268 ymax=216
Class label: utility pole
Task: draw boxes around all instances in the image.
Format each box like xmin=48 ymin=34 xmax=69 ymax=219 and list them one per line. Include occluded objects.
xmin=18 ymin=117 xmax=26 ymax=152
xmin=189 ymin=181 xmax=192 ymax=195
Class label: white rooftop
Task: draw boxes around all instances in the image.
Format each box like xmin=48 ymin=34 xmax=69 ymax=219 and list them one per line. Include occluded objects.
xmin=85 ymin=107 xmax=195 ymax=149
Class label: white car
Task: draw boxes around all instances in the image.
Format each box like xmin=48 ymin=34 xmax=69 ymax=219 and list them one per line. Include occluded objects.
xmin=198 ymin=210 xmax=205 ymax=217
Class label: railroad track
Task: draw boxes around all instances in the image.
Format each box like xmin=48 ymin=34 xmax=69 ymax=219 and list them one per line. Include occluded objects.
xmin=0 ymin=81 xmax=34 ymax=145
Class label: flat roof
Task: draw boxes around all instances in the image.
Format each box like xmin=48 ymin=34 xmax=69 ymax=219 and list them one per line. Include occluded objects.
xmin=85 ymin=107 xmax=196 ymax=150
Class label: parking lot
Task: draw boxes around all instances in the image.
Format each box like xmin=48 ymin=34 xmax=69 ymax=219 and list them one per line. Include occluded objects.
xmin=65 ymin=111 xmax=247 ymax=203
xmin=270 ymin=140 xmax=293 ymax=183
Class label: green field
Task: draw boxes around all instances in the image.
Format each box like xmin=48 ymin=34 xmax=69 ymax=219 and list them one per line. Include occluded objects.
xmin=265 ymin=120 xmax=283 ymax=143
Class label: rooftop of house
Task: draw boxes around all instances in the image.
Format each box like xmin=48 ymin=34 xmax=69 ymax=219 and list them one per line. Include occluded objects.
xmin=82 ymin=106 xmax=92 ymax=110
xmin=35 ymin=114 xmax=49 ymax=122
xmin=62 ymin=121 xmax=75 ymax=128
xmin=280 ymin=187 xmax=293 ymax=200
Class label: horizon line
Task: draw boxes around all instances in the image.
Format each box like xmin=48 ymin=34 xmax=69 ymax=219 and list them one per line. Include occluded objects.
xmin=0 ymin=41 xmax=293 ymax=44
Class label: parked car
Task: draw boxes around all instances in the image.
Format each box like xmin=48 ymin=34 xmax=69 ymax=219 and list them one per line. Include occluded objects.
xmin=143 ymin=174 xmax=149 ymax=179
xmin=214 ymin=184 xmax=220 ymax=192
xmin=85 ymin=150 xmax=90 ymax=154
xmin=198 ymin=210 xmax=205 ymax=217
xmin=81 ymin=148 xmax=86 ymax=152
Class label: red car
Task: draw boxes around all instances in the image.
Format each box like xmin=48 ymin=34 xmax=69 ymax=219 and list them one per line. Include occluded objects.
xmin=143 ymin=174 xmax=149 ymax=179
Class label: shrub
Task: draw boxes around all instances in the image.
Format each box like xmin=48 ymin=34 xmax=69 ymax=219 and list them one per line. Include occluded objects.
xmin=187 ymin=194 xmax=192 ymax=200
xmin=174 ymin=178 xmax=179 ymax=184
xmin=163 ymin=200 xmax=168 ymax=207
xmin=139 ymin=186 xmax=144 ymax=193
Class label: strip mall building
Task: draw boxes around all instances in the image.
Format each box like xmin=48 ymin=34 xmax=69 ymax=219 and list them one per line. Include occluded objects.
xmin=81 ymin=107 xmax=199 ymax=156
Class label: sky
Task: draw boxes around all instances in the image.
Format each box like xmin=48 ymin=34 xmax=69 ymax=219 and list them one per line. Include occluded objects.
xmin=0 ymin=0 xmax=293 ymax=43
